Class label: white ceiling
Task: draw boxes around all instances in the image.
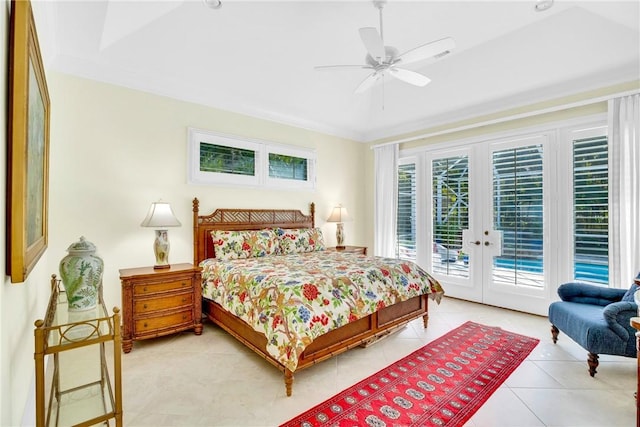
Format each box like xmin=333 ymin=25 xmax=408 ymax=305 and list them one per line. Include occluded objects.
xmin=38 ymin=0 xmax=640 ymax=142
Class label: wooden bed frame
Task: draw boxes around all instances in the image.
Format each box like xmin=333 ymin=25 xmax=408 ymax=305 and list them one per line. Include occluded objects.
xmin=192 ymin=197 xmax=431 ymax=396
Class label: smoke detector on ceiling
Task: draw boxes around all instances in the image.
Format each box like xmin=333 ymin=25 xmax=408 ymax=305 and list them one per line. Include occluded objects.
xmin=534 ymin=0 xmax=554 ymax=12
xmin=203 ymin=0 xmax=222 ymax=10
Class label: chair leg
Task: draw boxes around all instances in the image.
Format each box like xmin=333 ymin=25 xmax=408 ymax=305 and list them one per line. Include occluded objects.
xmin=551 ymin=324 xmax=559 ymax=343
xmin=587 ymin=352 xmax=599 ymax=377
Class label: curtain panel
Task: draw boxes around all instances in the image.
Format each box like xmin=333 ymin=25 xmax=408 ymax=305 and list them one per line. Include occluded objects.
xmin=608 ymin=93 xmax=640 ymax=288
xmin=374 ymin=144 xmax=398 ymax=257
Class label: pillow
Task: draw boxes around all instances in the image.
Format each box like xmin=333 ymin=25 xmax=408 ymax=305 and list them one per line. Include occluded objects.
xmin=211 ymin=230 xmax=247 ymax=260
xmin=244 ymin=229 xmax=278 ymax=258
xmin=621 ymin=272 xmax=640 ymax=302
xmin=211 ymin=229 xmax=278 ymax=260
xmin=276 ymin=227 xmax=325 ymax=254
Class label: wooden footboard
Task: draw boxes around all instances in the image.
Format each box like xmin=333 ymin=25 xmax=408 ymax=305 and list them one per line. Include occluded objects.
xmin=203 ymin=294 xmax=429 ymax=396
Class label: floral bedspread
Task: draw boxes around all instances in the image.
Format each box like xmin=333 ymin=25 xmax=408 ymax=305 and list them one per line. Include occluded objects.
xmin=200 ymin=251 xmax=444 ymax=371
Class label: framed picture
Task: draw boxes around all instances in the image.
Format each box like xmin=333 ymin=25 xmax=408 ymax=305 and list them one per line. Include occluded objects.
xmin=7 ymin=0 xmax=50 ymax=283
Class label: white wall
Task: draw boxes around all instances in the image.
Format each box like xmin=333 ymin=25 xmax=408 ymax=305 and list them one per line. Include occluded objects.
xmin=46 ymin=72 xmax=370 ymax=315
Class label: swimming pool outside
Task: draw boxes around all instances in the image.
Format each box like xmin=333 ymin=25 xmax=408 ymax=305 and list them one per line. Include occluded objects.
xmin=493 ymin=257 xmax=608 ymax=283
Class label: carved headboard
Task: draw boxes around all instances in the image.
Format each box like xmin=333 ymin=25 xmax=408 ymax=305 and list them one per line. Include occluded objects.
xmin=192 ymin=197 xmax=315 ymax=265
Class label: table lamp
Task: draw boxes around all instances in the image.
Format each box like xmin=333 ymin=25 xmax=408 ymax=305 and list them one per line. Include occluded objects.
xmin=140 ymin=201 xmax=181 ymax=269
xmin=326 ymin=205 xmax=350 ymax=249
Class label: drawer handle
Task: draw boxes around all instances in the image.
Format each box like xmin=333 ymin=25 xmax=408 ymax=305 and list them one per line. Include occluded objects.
xmin=182 ymin=298 xmax=186 ymax=303
xmin=143 ymin=287 xmax=147 ymax=292
xmin=143 ymin=322 xmax=148 ymax=328
xmin=182 ymin=282 xmax=187 ymax=287
xmin=143 ymin=304 xmax=148 ymax=309
xmin=182 ymin=315 xmax=187 ymax=320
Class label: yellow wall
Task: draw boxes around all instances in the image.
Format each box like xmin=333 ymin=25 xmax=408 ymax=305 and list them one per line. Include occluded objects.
xmin=1 ymin=0 xmax=53 ymax=424
xmin=2 ymin=58 xmax=370 ymax=423
xmin=46 ymin=72 xmax=370 ymax=316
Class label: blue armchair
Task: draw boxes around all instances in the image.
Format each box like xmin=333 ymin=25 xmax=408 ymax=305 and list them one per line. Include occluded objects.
xmin=548 ymin=278 xmax=639 ymax=377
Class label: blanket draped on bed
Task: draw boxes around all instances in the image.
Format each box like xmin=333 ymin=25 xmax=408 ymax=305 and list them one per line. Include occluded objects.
xmin=201 ymin=251 xmax=444 ymax=371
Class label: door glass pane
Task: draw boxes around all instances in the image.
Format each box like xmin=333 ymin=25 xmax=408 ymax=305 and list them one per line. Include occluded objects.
xmin=492 ymin=145 xmax=544 ymax=287
xmin=397 ymin=163 xmax=416 ymax=260
xmin=432 ymin=156 xmax=469 ymax=277
xmin=573 ymin=136 xmax=608 ymax=284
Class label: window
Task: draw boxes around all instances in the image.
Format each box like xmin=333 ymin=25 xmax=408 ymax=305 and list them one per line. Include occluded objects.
xmin=200 ymin=143 xmax=255 ymax=176
xmin=397 ymin=161 xmax=416 ymax=260
xmin=492 ymin=144 xmax=544 ymax=286
xmin=572 ymin=134 xmax=608 ymax=283
xmin=432 ymin=155 xmax=469 ymax=277
xmin=265 ymin=145 xmax=315 ymax=189
xmin=188 ymin=128 xmax=315 ymax=189
xmin=268 ymin=154 xmax=307 ymax=180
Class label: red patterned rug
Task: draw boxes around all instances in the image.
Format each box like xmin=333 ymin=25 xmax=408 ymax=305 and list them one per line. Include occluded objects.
xmin=281 ymin=321 xmax=539 ymax=427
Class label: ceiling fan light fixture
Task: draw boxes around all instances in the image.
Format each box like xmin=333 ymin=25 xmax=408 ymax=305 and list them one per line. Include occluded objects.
xmin=434 ymin=50 xmax=451 ymax=59
xmin=203 ymin=0 xmax=222 ymax=10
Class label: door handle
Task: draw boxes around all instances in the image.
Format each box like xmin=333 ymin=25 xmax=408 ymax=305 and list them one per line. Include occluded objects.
xmin=469 ymin=240 xmax=481 ymax=246
xmin=484 ymin=241 xmax=491 ymax=246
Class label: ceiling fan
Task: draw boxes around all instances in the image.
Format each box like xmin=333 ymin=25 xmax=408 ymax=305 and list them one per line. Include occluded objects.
xmin=315 ymin=0 xmax=455 ymax=94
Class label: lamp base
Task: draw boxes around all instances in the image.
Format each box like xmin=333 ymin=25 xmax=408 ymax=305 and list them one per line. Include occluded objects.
xmin=153 ymin=229 xmax=171 ymax=269
xmin=335 ymin=222 xmax=345 ymax=249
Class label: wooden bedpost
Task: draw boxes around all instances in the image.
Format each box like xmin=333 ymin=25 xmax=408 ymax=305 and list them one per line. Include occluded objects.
xmin=193 ymin=198 xmax=199 ymax=266
xmin=310 ymin=202 xmax=315 ymax=228
xmin=421 ymin=295 xmax=430 ymax=328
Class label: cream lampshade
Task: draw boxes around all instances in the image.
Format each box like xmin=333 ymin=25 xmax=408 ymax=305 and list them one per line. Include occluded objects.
xmin=140 ymin=201 xmax=181 ymax=269
xmin=326 ymin=205 xmax=350 ymax=249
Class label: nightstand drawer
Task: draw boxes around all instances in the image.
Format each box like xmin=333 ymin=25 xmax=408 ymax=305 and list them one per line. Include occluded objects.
xmin=133 ymin=279 xmax=192 ymax=295
xmin=134 ymin=309 xmax=193 ymax=334
xmin=134 ymin=292 xmax=193 ymax=314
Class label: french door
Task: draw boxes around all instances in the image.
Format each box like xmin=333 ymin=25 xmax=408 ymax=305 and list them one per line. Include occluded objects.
xmin=426 ymin=135 xmax=553 ymax=315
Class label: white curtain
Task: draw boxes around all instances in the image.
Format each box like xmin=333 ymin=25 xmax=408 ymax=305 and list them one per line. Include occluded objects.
xmin=608 ymin=94 xmax=640 ymax=287
xmin=374 ymin=144 xmax=398 ymax=257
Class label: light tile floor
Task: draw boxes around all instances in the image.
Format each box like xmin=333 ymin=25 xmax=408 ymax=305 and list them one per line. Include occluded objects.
xmin=120 ymin=297 xmax=637 ymax=426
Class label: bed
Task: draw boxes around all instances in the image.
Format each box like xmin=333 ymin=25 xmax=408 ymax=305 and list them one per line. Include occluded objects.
xmin=192 ymin=197 xmax=444 ymax=396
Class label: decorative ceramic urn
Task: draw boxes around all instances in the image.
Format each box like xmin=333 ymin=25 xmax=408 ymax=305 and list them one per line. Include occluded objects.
xmin=59 ymin=236 xmax=104 ymax=311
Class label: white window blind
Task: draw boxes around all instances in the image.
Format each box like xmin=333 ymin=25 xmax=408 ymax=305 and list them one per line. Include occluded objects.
xmin=573 ymin=135 xmax=608 ymax=283
xmin=200 ymin=143 xmax=256 ymax=176
xmin=432 ymin=156 xmax=469 ymax=276
xmin=492 ymin=145 xmax=544 ymax=284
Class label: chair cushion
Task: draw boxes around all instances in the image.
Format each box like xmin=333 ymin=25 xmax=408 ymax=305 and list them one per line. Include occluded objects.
xmin=548 ymin=301 xmax=636 ymax=357
xmin=621 ymin=272 xmax=640 ymax=302
xmin=558 ymin=282 xmax=625 ymax=306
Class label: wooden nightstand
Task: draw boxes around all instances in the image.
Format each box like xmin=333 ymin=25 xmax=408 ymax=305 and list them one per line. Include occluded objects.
xmin=119 ymin=263 xmax=202 ymax=353
xmin=326 ymin=246 xmax=367 ymax=255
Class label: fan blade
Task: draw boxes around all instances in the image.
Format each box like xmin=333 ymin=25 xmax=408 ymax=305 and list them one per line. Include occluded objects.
xmin=398 ymin=37 xmax=455 ymax=65
xmin=314 ymin=65 xmax=373 ymax=71
xmin=388 ymin=68 xmax=431 ymax=87
xmin=359 ymin=27 xmax=385 ymax=63
xmin=355 ymin=72 xmax=381 ymax=94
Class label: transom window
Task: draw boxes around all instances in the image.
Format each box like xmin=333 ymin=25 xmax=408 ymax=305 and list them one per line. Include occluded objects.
xmin=188 ymin=128 xmax=316 ymax=190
